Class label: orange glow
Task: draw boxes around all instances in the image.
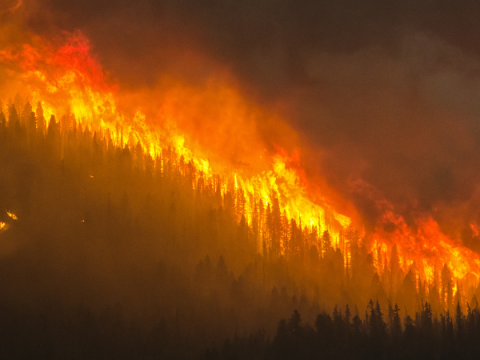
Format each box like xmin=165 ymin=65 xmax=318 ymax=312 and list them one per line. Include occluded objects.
xmin=373 ymin=210 xmax=480 ymax=280
xmin=471 ymin=222 xmax=479 ymax=237
xmin=1 ymin=31 xmax=480 ymax=287
xmin=6 ymin=211 xmax=17 ymax=220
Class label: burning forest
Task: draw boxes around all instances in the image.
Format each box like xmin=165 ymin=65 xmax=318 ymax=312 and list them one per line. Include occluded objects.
xmin=2 ymin=1 xmax=480 ymax=359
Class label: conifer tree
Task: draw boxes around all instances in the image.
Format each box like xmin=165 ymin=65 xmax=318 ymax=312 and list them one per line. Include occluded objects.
xmin=36 ymin=102 xmax=46 ymax=135
xmin=322 ymin=230 xmax=332 ymax=258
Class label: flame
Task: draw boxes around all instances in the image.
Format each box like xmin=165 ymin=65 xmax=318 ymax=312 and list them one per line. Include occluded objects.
xmin=1 ymin=31 xmax=480 ymax=287
xmin=373 ymin=211 xmax=480 ymax=280
xmin=6 ymin=211 xmax=17 ymax=220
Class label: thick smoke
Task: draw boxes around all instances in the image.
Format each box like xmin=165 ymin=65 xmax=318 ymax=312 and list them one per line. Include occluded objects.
xmin=13 ymin=0 xmax=480 ymax=239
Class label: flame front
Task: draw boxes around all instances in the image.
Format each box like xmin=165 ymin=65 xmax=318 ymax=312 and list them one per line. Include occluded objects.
xmin=1 ymin=31 xmax=480 ymax=292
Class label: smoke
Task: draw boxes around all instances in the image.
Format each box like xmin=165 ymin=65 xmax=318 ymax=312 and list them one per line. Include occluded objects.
xmin=9 ymin=0 xmax=480 ymax=238
xmin=0 ymin=0 xmax=21 ymax=15
xmin=294 ymin=33 xmax=480 ymax=233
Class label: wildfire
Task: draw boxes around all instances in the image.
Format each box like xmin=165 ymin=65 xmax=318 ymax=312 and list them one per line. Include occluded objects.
xmin=1 ymin=31 xmax=480 ymax=286
xmin=373 ymin=212 xmax=480 ymax=280
xmin=6 ymin=211 xmax=17 ymax=220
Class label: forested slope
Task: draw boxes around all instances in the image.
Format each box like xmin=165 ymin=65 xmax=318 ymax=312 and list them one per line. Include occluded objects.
xmin=0 ymin=97 xmax=478 ymax=359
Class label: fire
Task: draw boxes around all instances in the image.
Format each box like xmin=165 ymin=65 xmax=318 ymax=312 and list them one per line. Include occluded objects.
xmin=373 ymin=211 xmax=480 ymax=280
xmin=1 ymin=31 xmax=480 ymax=288
xmin=6 ymin=211 xmax=17 ymax=220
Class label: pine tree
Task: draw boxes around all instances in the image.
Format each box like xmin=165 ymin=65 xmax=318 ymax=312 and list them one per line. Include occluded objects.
xmin=36 ymin=102 xmax=46 ymax=135
xmin=442 ymin=264 xmax=453 ymax=311
xmin=0 ymin=110 xmax=6 ymax=139
xmin=392 ymin=303 xmax=402 ymax=339
xmin=271 ymin=196 xmax=282 ymax=256
xmin=8 ymin=103 xmax=19 ymax=125
xmin=322 ymin=230 xmax=332 ymax=258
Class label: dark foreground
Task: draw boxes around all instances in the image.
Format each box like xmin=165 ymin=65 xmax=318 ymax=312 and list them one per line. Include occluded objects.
xmin=0 ymin=300 xmax=478 ymax=359
xmin=207 ymin=301 xmax=480 ymax=360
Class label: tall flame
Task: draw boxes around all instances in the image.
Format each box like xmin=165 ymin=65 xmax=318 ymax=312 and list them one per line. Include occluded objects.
xmin=1 ymin=31 xmax=480 ymax=286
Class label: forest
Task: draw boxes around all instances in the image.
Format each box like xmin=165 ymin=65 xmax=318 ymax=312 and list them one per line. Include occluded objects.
xmin=206 ymin=302 xmax=480 ymax=360
xmin=0 ymin=94 xmax=479 ymax=359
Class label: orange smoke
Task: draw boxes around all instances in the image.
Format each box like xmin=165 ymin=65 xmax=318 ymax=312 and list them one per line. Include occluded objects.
xmin=0 ymin=0 xmax=22 ymax=16
xmin=1 ymin=30 xmax=480 ymax=286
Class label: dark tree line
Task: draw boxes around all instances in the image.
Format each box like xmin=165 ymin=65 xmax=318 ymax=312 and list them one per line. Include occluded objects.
xmin=207 ymin=300 xmax=480 ymax=360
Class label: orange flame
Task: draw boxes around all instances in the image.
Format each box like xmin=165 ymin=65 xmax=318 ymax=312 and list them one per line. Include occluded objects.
xmin=1 ymin=31 xmax=480 ymax=285
xmin=6 ymin=211 xmax=17 ymax=220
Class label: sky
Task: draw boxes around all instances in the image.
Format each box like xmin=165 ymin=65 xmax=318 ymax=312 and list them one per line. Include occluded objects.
xmin=6 ymin=0 xmax=480 ymax=238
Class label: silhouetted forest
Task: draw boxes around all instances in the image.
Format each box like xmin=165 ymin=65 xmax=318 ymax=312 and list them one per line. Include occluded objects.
xmin=206 ymin=301 xmax=480 ymax=360
xmin=0 ymin=94 xmax=479 ymax=358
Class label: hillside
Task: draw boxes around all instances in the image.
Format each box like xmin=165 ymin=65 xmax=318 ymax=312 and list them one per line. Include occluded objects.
xmin=0 ymin=98 xmax=478 ymax=358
